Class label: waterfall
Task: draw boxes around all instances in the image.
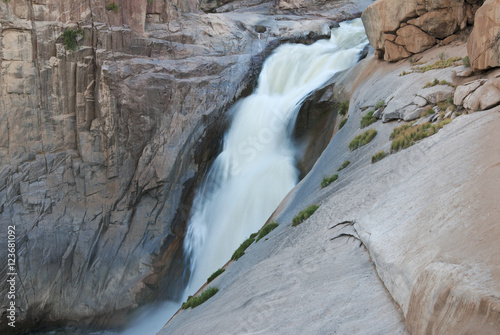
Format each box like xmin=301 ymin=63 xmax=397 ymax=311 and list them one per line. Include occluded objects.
xmin=120 ymin=18 xmax=368 ymax=335
xmin=183 ymin=18 xmax=368 ymax=295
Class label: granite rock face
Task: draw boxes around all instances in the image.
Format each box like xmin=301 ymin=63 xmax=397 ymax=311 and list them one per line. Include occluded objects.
xmin=467 ymin=0 xmax=500 ymax=70
xmin=361 ymin=0 xmax=484 ymax=61
xmin=0 ymin=0 xmax=372 ymax=332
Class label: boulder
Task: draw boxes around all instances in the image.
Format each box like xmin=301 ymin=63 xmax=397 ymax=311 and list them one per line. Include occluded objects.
xmin=417 ymin=85 xmax=455 ymax=104
xmin=407 ymin=7 xmax=464 ymax=39
xmin=463 ymin=78 xmax=500 ymax=110
xmin=384 ymin=40 xmax=411 ymax=62
xmin=413 ymin=95 xmax=428 ymax=107
xmin=453 ymin=79 xmax=486 ymax=105
xmin=395 ymin=25 xmax=436 ymax=54
xmin=467 ymin=0 xmax=500 ymax=70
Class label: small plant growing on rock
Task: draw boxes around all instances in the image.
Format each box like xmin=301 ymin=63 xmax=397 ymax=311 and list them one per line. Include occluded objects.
xmin=360 ymin=110 xmax=377 ymax=128
xmin=231 ymin=235 xmax=255 ymax=261
xmin=338 ymin=101 xmax=349 ymax=116
xmin=292 ymin=205 xmax=319 ymax=226
xmin=374 ymin=100 xmax=385 ymax=110
xmin=256 ymin=222 xmax=279 ymax=242
xmin=62 ymin=29 xmax=85 ymax=51
xmin=371 ymin=150 xmax=386 ymax=163
xmin=321 ymin=174 xmax=338 ymax=188
xmin=349 ymin=129 xmax=377 ymax=151
xmin=463 ymin=56 xmax=470 ymax=67
xmin=207 ymin=268 xmax=225 ymax=283
xmin=339 ymin=118 xmax=348 ymax=129
xmin=412 ymin=57 xmax=461 ymax=73
xmin=390 ymin=120 xmax=452 ymax=152
xmin=106 ymin=1 xmax=119 ymax=12
xmin=182 ymin=287 xmax=219 ymax=309
xmin=423 ymin=78 xmax=455 ymax=88
xmin=338 ymin=160 xmax=350 ymax=171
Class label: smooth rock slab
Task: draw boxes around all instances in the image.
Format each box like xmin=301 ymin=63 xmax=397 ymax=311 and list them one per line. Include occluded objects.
xmin=417 ymin=85 xmax=455 ymax=104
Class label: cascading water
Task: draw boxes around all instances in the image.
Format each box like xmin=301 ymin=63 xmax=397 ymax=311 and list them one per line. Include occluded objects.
xmin=120 ymin=18 xmax=368 ymax=335
xmin=183 ymin=18 xmax=368 ymax=296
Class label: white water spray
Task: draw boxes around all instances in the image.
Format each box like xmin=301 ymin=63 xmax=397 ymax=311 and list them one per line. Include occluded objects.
xmin=119 ymin=18 xmax=368 ymax=335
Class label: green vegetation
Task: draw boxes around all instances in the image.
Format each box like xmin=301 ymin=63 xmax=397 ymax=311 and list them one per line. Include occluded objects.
xmin=339 ymin=118 xmax=348 ymax=129
xmin=338 ymin=160 xmax=350 ymax=171
xmin=371 ymin=150 xmax=386 ymax=163
xmin=360 ymin=110 xmax=377 ymax=128
xmin=256 ymin=222 xmax=279 ymax=242
xmin=390 ymin=119 xmax=452 ymax=152
xmin=338 ymin=101 xmax=349 ymax=116
xmin=423 ymin=78 xmax=455 ymax=88
xmin=321 ymin=174 xmax=338 ymax=188
xmin=399 ymin=70 xmax=409 ymax=76
xmin=374 ymin=100 xmax=385 ymax=110
xmin=207 ymin=268 xmax=225 ymax=283
xmin=463 ymin=55 xmax=470 ymax=67
xmin=292 ymin=205 xmax=319 ymax=227
xmin=249 ymin=232 xmax=258 ymax=239
xmin=420 ymin=107 xmax=435 ymax=118
xmin=231 ymin=235 xmax=255 ymax=261
xmin=62 ymin=29 xmax=84 ymax=51
xmin=181 ymin=287 xmax=219 ymax=309
xmin=106 ymin=1 xmax=119 ymax=12
xmin=349 ymin=129 xmax=377 ymax=151
xmin=147 ymin=0 xmax=154 ymax=4
xmin=437 ymin=97 xmax=455 ymax=112
xmin=411 ymin=57 xmax=461 ymax=73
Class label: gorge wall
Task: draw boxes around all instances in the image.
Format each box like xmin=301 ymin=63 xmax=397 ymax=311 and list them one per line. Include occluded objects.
xmin=0 ymin=0 xmax=372 ymax=333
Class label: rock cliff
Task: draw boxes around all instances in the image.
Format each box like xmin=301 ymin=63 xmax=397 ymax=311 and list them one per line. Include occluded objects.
xmin=0 ymin=0 xmax=372 ymax=333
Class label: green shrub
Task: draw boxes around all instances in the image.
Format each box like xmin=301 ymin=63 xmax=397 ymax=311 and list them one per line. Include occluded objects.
xmin=339 ymin=118 xmax=348 ymax=129
xmin=292 ymin=205 xmax=319 ymax=227
xmin=181 ymin=287 xmax=219 ymax=309
xmin=207 ymin=268 xmax=225 ymax=283
xmin=338 ymin=160 xmax=350 ymax=171
xmin=256 ymin=222 xmax=279 ymax=242
xmin=390 ymin=120 xmax=452 ymax=152
xmin=249 ymin=232 xmax=258 ymax=239
xmin=360 ymin=110 xmax=377 ymax=128
xmin=106 ymin=1 xmax=119 ymax=12
xmin=371 ymin=150 xmax=386 ymax=163
xmin=231 ymin=235 xmax=255 ymax=261
xmin=321 ymin=174 xmax=338 ymax=188
xmin=338 ymin=101 xmax=349 ymax=116
xmin=437 ymin=97 xmax=456 ymax=112
xmin=62 ymin=29 xmax=84 ymax=51
xmin=463 ymin=56 xmax=470 ymax=67
xmin=374 ymin=100 xmax=385 ymax=110
xmin=349 ymin=129 xmax=377 ymax=151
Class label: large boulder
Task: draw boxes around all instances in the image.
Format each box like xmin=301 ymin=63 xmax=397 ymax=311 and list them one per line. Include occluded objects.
xmin=467 ymin=0 xmax=500 ymax=70
xmin=362 ymin=0 xmax=480 ymax=62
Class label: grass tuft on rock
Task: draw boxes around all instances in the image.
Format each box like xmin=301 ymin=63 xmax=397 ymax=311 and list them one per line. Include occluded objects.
xmin=374 ymin=100 xmax=385 ymax=110
xmin=181 ymin=287 xmax=219 ymax=309
xmin=231 ymin=235 xmax=255 ymax=261
xmin=338 ymin=101 xmax=349 ymax=116
xmin=390 ymin=119 xmax=452 ymax=152
xmin=423 ymin=78 xmax=455 ymax=88
xmin=338 ymin=160 xmax=350 ymax=171
xmin=106 ymin=1 xmax=119 ymax=12
xmin=371 ymin=150 xmax=386 ymax=163
xmin=349 ymin=129 xmax=377 ymax=151
xmin=292 ymin=205 xmax=319 ymax=227
xmin=339 ymin=118 xmax=348 ymax=129
xmin=360 ymin=110 xmax=377 ymax=128
xmin=412 ymin=57 xmax=461 ymax=73
xmin=256 ymin=222 xmax=279 ymax=242
xmin=207 ymin=268 xmax=225 ymax=284
xmin=462 ymin=56 xmax=470 ymax=67
xmin=321 ymin=174 xmax=338 ymax=188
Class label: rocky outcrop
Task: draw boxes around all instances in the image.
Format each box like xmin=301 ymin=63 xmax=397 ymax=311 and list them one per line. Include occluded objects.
xmin=467 ymin=0 xmax=500 ymax=70
xmin=455 ymin=75 xmax=500 ymax=111
xmin=0 ymin=0 xmax=373 ymax=333
xmin=361 ymin=0 xmax=484 ymax=61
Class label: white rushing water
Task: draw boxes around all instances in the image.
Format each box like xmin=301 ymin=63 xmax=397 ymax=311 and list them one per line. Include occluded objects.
xmin=120 ymin=18 xmax=368 ymax=335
